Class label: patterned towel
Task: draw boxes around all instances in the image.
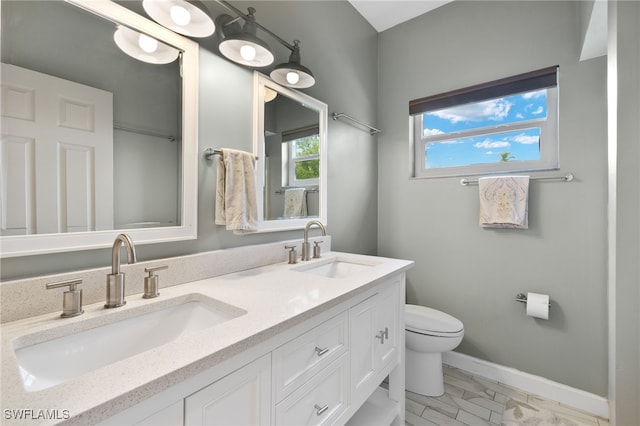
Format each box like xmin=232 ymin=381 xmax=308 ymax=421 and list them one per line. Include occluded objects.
xmin=214 ymin=149 xmax=258 ymax=234
xmin=283 ymin=188 xmax=307 ymax=218
xmin=478 ymin=176 xmax=529 ymax=229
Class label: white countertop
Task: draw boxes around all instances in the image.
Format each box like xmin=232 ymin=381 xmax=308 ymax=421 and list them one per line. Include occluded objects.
xmin=0 ymin=252 xmax=413 ymax=425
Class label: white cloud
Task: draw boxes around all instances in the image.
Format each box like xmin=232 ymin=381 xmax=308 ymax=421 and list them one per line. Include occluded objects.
xmin=423 ymin=128 xmax=444 ymax=137
xmin=531 ymin=106 xmax=544 ymax=115
xmin=427 ymin=98 xmax=512 ymax=123
xmin=513 ymin=133 xmax=539 ymax=144
xmin=521 ymin=89 xmax=546 ymax=99
xmin=473 ymin=139 xmax=510 ymax=149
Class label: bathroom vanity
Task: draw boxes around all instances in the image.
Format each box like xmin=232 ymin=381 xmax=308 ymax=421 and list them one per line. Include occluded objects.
xmin=0 ymin=246 xmax=412 ymax=425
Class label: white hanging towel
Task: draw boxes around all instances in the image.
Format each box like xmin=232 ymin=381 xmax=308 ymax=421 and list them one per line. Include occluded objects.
xmin=283 ymin=188 xmax=308 ymax=218
xmin=214 ymin=148 xmax=258 ymax=234
xmin=478 ymin=176 xmax=529 ymax=229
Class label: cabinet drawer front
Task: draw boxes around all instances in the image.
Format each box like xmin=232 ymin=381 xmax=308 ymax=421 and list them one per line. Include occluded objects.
xmin=275 ymin=355 xmax=349 ymax=426
xmin=273 ymin=311 xmax=348 ymax=401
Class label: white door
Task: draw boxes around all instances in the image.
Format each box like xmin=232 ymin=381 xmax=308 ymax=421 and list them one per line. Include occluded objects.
xmin=1 ymin=63 xmax=113 ymax=235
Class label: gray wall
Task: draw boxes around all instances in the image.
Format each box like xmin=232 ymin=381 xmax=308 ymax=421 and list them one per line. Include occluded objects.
xmin=377 ymin=1 xmax=608 ymax=396
xmin=0 ymin=1 xmax=379 ymax=280
xmin=609 ymin=1 xmax=640 ymax=423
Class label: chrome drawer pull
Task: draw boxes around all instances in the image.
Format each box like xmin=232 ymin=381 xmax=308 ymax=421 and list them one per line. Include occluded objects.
xmin=314 ymin=404 xmax=329 ymax=416
xmin=314 ymin=346 xmax=329 ymax=356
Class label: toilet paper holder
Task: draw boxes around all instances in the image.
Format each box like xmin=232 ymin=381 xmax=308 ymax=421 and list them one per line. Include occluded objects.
xmin=516 ymin=293 xmax=551 ymax=307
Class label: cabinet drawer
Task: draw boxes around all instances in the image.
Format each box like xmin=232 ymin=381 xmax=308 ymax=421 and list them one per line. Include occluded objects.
xmin=275 ymin=354 xmax=349 ymax=426
xmin=273 ymin=311 xmax=348 ymax=401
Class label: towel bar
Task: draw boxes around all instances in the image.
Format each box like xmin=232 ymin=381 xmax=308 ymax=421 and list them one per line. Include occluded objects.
xmin=331 ymin=112 xmax=381 ymax=135
xmin=275 ymin=188 xmax=319 ymax=194
xmin=203 ymin=147 xmax=258 ymax=161
xmin=461 ymin=173 xmax=574 ymax=186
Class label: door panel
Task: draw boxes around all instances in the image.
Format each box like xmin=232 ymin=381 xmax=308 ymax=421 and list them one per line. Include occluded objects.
xmin=1 ymin=63 xmax=113 ymax=234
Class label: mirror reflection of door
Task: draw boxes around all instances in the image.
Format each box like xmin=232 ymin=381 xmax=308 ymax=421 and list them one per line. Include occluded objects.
xmin=1 ymin=0 xmax=181 ymax=236
xmin=1 ymin=63 xmax=114 ymax=235
xmin=263 ymin=91 xmax=321 ymax=220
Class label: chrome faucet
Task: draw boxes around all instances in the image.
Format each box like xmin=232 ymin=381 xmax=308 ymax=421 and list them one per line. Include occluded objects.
xmin=302 ymin=220 xmax=326 ymax=261
xmin=105 ymin=233 xmax=137 ymax=308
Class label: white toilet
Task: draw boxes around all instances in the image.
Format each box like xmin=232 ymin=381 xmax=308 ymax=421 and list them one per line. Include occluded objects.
xmin=405 ymin=304 xmax=464 ymax=397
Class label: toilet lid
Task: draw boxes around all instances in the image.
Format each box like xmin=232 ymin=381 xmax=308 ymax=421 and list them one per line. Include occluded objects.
xmin=405 ymin=304 xmax=464 ymax=334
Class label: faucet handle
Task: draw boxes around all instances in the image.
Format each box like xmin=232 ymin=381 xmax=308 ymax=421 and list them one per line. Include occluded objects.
xmin=143 ymin=266 xmax=168 ymax=299
xmin=285 ymin=245 xmax=298 ymax=264
xmin=313 ymin=241 xmax=323 ymax=259
xmin=46 ymin=279 xmax=84 ymax=318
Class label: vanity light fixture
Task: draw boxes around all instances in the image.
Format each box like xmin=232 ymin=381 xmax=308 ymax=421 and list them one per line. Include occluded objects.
xmin=264 ymin=87 xmax=277 ymax=102
xmin=113 ymin=25 xmax=180 ymax=64
xmin=217 ymin=8 xmax=274 ymax=67
xmin=270 ymin=40 xmax=315 ymax=89
xmin=142 ymin=0 xmax=215 ymax=38
xmin=214 ymin=2 xmax=316 ymax=87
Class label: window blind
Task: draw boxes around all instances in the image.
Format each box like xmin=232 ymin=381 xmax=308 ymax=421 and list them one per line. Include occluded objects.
xmin=409 ymin=65 xmax=558 ymax=116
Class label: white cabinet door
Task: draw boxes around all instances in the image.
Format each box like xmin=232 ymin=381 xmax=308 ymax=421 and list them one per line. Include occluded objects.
xmin=349 ymin=293 xmax=377 ymax=404
xmin=374 ymin=283 xmax=399 ymax=372
xmin=1 ymin=63 xmax=113 ymax=235
xmin=184 ymin=354 xmax=271 ymax=426
xmin=349 ymin=278 xmax=401 ymax=411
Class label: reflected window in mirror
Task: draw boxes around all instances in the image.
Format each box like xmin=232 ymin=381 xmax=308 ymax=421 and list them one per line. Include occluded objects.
xmin=282 ymin=126 xmax=320 ymax=188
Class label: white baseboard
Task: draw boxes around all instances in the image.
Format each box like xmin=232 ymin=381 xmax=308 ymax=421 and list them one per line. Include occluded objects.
xmin=442 ymin=351 xmax=609 ymax=419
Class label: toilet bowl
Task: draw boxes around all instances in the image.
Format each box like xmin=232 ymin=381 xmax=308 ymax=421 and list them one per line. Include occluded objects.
xmin=405 ymin=304 xmax=464 ymax=397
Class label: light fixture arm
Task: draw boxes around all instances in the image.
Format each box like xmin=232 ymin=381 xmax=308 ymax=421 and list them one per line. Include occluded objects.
xmin=288 ymin=40 xmax=302 ymax=63
xmin=216 ymin=0 xmax=296 ymax=52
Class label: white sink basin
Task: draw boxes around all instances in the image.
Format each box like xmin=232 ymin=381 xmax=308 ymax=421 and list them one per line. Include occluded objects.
xmin=14 ymin=295 xmax=245 ymax=392
xmin=293 ymin=257 xmax=380 ymax=279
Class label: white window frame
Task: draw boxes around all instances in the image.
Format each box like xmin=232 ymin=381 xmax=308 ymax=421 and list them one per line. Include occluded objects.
xmin=282 ymin=134 xmax=320 ymax=187
xmin=411 ymin=67 xmax=559 ymax=179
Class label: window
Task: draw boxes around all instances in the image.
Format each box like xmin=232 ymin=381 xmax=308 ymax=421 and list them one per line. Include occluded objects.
xmin=281 ymin=125 xmax=320 ymax=187
xmin=411 ymin=66 xmax=559 ymax=178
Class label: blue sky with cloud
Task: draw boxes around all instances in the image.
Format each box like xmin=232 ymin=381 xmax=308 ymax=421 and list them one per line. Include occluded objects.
xmin=423 ymin=89 xmax=547 ymax=168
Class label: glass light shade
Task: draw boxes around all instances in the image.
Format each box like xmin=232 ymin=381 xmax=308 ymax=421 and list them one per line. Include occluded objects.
xmin=286 ymin=71 xmax=300 ymax=85
xmin=271 ymin=64 xmax=315 ymax=89
xmin=270 ymin=41 xmax=315 ymax=88
xmin=114 ymin=26 xmax=180 ymax=64
xmin=138 ymin=33 xmax=158 ymax=53
xmin=264 ymin=87 xmax=277 ymax=102
xmin=170 ymin=5 xmax=191 ymax=26
xmin=240 ymin=44 xmax=257 ymax=61
xmin=219 ymin=38 xmax=274 ymax=67
xmin=143 ymin=0 xmax=215 ymax=38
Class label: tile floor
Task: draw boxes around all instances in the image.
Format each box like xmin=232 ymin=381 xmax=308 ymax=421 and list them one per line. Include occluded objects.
xmin=405 ymin=365 xmax=610 ymax=426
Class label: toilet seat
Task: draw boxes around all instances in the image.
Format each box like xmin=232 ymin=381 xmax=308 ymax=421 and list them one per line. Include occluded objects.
xmin=405 ymin=304 xmax=464 ymax=337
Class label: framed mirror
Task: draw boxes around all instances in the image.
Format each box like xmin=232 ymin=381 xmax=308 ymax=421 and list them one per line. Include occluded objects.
xmin=0 ymin=0 xmax=198 ymax=257
xmin=253 ymin=72 xmax=328 ymax=232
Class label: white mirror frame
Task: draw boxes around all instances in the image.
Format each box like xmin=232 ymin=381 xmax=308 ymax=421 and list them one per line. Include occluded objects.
xmin=0 ymin=0 xmax=199 ymax=258
xmin=253 ymin=72 xmax=328 ymax=232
